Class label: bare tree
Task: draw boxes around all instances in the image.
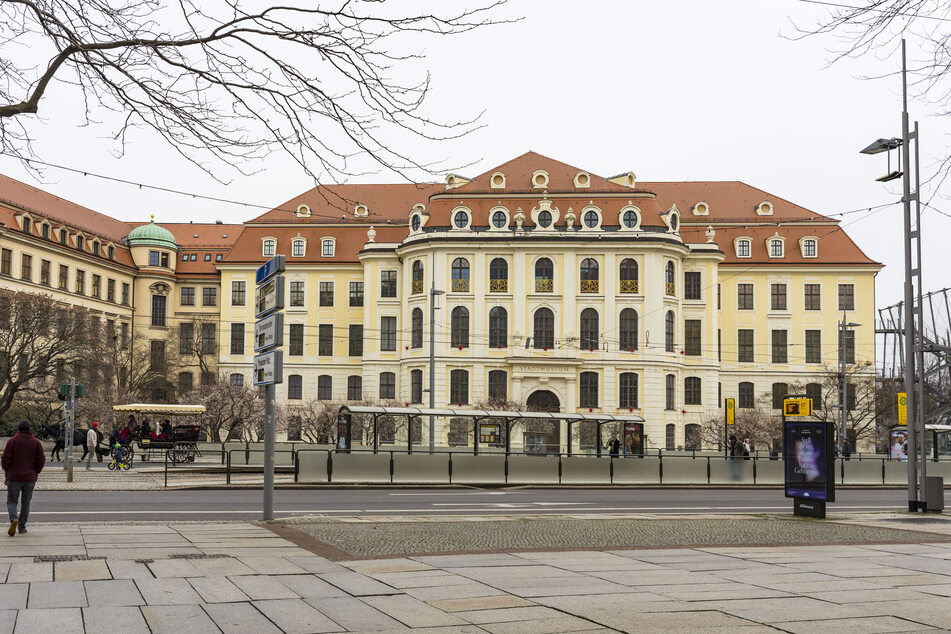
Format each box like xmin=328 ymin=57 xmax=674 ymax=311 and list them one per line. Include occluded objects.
xmin=179 ymin=376 xmax=264 ymax=441
xmin=0 ymin=0 xmax=507 ymax=181
xmin=0 ymin=289 xmax=96 ymax=420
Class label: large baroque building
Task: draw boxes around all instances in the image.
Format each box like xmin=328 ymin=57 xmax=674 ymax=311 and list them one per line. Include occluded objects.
xmin=0 ymin=152 xmax=881 ymax=449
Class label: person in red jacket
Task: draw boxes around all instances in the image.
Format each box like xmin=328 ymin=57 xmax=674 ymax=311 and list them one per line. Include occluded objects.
xmin=2 ymin=420 xmax=45 ymax=536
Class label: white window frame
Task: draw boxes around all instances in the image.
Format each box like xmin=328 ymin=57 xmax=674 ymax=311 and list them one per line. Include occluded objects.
xmin=291 ymin=238 xmax=306 ymax=257
xmin=262 ymin=238 xmax=276 ymax=257
xmin=321 ymin=238 xmax=335 ymax=257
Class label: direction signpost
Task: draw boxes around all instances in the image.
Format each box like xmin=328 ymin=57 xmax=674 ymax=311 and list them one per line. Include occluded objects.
xmin=253 ymin=255 xmax=285 ymax=520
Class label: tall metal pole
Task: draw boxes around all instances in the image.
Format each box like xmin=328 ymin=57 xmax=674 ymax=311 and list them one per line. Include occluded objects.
xmin=263 ymin=382 xmax=275 ymax=520
xmin=914 ymin=119 xmax=927 ymax=506
xmin=838 ymin=316 xmax=846 ymax=451
xmin=900 ymin=39 xmax=919 ymax=511
xmin=428 ymin=282 xmax=436 ymax=454
xmin=65 ymin=378 xmax=75 ymax=483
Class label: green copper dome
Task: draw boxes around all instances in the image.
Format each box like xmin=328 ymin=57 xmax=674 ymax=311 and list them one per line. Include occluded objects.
xmin=126 ymin=216 xmax=177 ymax=250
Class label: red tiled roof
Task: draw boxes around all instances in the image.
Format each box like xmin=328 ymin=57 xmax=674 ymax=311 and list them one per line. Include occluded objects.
xmin=222 ymin=225 xmax=409 ymax=264
xmin=682 ymin=225 xmax=880 ymax=266
xmin=645 ymin=181 xmax=825 ymax=222
xmin=247 ymin=183 xmax=441 ymax=225
xmin=453 ymin=151 xmax=635 ymax=193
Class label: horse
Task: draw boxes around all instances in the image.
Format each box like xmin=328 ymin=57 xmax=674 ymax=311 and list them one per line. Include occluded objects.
xmin=45 ymin=426 xmax=105 ymax=462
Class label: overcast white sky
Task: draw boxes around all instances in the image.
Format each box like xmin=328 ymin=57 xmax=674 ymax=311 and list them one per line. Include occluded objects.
xmin=1 ymin=0 xmax=949 ymax=317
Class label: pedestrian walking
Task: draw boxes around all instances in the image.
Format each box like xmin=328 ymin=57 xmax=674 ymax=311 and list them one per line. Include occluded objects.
xmin=607 ymin=434 xmax=621 ymax=457
xmin=729 ymin=434 xmax=742 ymax=480
xmin=842 ymin=438 xmax=852 ymax=461
xmin=85 ymin=422 xmax=99 ymax=470
xmin=2 ymin=420 xmax=45 ymax=536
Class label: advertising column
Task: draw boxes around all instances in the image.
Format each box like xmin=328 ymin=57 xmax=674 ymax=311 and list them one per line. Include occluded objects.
xmin=253 ymin=255 xmax=285 ymax=521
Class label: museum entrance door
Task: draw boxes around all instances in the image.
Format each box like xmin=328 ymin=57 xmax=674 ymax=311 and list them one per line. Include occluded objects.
xmin=524 ymin=390 xmax=561 ymax=454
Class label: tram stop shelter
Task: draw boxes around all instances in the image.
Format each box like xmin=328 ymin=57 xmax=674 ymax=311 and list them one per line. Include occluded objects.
xmin=337 ymin=405 xmax=646 ymax=455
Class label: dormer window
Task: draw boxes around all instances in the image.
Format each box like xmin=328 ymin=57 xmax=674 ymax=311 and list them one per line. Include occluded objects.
xmin=204 ymin=254 xmax=212 ymax=261
xmin=354 ymin=203 xmax=368 ymax=218
xmin=452 ymin=207 xmax=471 ymax=230
xmin=691 ymin=201 xmax=710 ymax=216
xmin=76 ymin=235 xmax=84 ymax=251
xmin=292 ymin=238 xmax=306 ymax=257
xmin=411 ymin=214 xmax=421 ymax=232
xmin=21 ymin=217 xmax=31 ymax=234
xmin=490 ymin=172 xmax=505 ymax=189
xmin=801 ymin=238 xmax=818 ymax=258
xmin=755 ymin=201 xmax=774 ymax=216
xmin=582 ymin=208 xmax=601 ymax=229
xmin=321 ymin=238 xmax=335 ymax=257
xmin=215 ymin=254 xmax=222 ymax=261
xmin=41 ymin=224 xmax=50 ymax=239
xmin=262 ymin=239 xmax=276 ymax=257
xmin=296 ymin=204 xmax=311 ymax=218
xmin=107 ymin=246 xmax=115 ymax=260
xmin=537 ymin=210 xmax=552 ymax=228
xmin=574 ymin=172 xmax=591 ymax=188
xmin=93 ymin=242 xmax=100 ymax=256
xmin=531 ymin=170 xmax=549 ymax=189
xmin=59 ymin=229 xmax=68 ymax=245
xmin=736 ymin=239 xmax=751 ymax=258
xmin=769 ymin=238 xmax=784 ymax=258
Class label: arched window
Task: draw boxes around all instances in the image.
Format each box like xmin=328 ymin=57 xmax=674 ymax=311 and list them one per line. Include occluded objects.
xmin=619 ymin=372 xmax=638 ymax=408
xmin=292 ymin=239 xmax=305 ymax=257
xmin=410 ymin=370 xmax=423 ymax=403
xmin=288 ymin=374 xmax=302 ymax=400
xmin=489 ymin=258 xmax=508 ymax=292
xmin=533 ymin=307 xmax=554 ymax=349
xmin=580 ymin=258 xmax=599 ymax=293
xmin=535 ymin=258 xmax=554 ymax=292
xmin=411 ymin=307 xmax=423 ymax=349
xmin=684 ymin=377 xmax=701 ymax=405
xmin=665 ymin=424 xmax=675 ymax=450
xmin=738 ymin=381 xmax=755 ymax=408
xmin=665 ymin=311 xmax=675 ymax=352
xmin=665 ymin=261 xmax=675 ymax=295
xmin=229 ymin=373 xmax=244 ymax=387
xmin=489 ymin=307 xmax=507 ymax=348
xmin=410 ymin=214 xmax=421 ymax=231
xmin=491 ymin=210 xmax=507 ymax=229
xmin=262 ymin=239 xmax=276 ymax=257
xmin=450 ymin=369 xmax=469 ymax=404
xmin=488 ymin=369 xmax=507 ymax=402
xmin=412 ymin=260 xmax=424 ymax=294
xmin=580 ymin=372 xmax=598 ymax=408
xmin=619 ymin=258 xmax=638 ymax=294
xmin=665 ymin=374 xmax=675 ymax=410
xmin=317 ymin=375 xmax=332 ymax=400
xmin=580 ymin=308 xmax=599 ymax=350
xmin=379 ymin=372 xmax=396 ymax=399
xmin=451 ymin=306 xmax=469 ymax=348
xmin=619 ymin=308 xmax=638 ymax=351
xmin=451 ymin=257 xmax=470 ymax=292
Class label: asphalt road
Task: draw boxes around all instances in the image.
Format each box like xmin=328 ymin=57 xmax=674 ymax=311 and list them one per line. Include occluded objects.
xmin=28 ymin=487 xmax=912 ymax=521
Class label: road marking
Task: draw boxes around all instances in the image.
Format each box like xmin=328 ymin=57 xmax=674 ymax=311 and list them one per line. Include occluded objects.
xmin=389 ymin=492 xmax=509 ymax=496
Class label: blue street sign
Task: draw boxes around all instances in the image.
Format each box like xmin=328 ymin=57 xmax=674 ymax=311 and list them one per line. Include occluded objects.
xmin=256 ymin=254 xmax=286 ymax=285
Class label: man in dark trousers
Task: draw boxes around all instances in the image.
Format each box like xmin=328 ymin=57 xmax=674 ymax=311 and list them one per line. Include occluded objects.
xmin=2 ymin=420 xmax=46 ymax=536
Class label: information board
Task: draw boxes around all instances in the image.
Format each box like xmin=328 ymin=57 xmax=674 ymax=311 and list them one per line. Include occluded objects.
xmin=254 ymin=313 xmax=284 ymax=352
xmin=253 ymin=350 xmax=284 ymax=386
xmin=784 ymin=420 xmax=835 ymax=502
xmin=255 ymin=276 xmax=285 ymax=318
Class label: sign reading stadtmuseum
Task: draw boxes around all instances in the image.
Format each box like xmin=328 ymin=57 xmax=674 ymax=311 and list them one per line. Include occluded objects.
xmin=254 ymin=312 xmax=284 ymax=352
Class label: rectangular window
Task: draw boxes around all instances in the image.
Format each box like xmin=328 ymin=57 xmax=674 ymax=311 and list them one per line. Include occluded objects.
xmin=108 ymin=246 xmax=114 ymax=260
xmin=289 ymin=323 xmax=304 ymax=356
xmin=178 ymin=372 xmax=193 ymax=396
xmin=179 ymin=322 xmax=193 ymax=354
xmin=349 ymin=281 xmax=364 ymax=307
xmin=200 ymin=323 xmax=216 ymax=355
xmin=379 ymin=372 xmax=396 ymax=400
xmin=806 ymin=330 xmax=822 ymax=363
xmin=771 ymin=329 xmax=788 ymax=364
xmin=737 ymin=283 xmax=753 ymax=310
xmin=92 ymin=241 xmax=100 ymax=256
xmin=151 ymin=294 xmax=166 ymax=327
xmin=149 ymin=250 xmax=160 ymax=266
xmin=289 ymin=280 xmax=304 ymax=307
xmin=150 ymin=340 xmax=165 ymax=371
xmin=684 ymin=377 xmax=701 ymax=405
xmin=838 ymin=284 xmax=855 ymax=311
xmin=20 ymin=254 xmax=31 ymax=281
xmin=839 ymin=329 xmax=856 ymax=364
xmin=121 ymin=283 xmax=130 ymax=306
xmin=450 ymin=370 xmax=468 ymax=405
xmin=770 ymin=283 xmax=787 ymax=311
xmin=619 ymin=373 xmax=638 ymax=409
xmin=737 ymin=329 xmax=754 ymax=363
xmin=717 ymin=283 xmax=721 ymax=309
xmin=579 ymin=372 xmax=599 ymax=408
xmin=59 ymin=230 xmax=67 ymax=245
xmin=380 ymin=271 xmax=397 ymax=298
xmin=161 ymin=252 xmax=169 ymax=267
xmin=684 ymin=272 xmax=701 ymax=300
xmin=319 ymin=281 xmax=334 ymax=307
xmin=684 ymin=320 xmax=701 ymax=356
xmin=738 ymin=382 xmax=754 ymax=408
xmin=76 ymin=235 xmax=83 ymax=251
xmin=348 ymin=376 xmax=363 ymax=401
xmin=107 ymin=279 xmax=116 ymax=303
xmin=21 ymin=217 xmax=30 ymax=234
xmin=230 ymin=323 xmax=244 ymax=355
xmin=665 ymin=374 xmax=675 ymax=410
xmin=804 ymin=284 xmax=821 ymax=310
xmin=349 ymin=325 xmax=363 ymax=357
xmin=488 ymin=370 xmax=507 ymax=402
xmin=120 ymin=322 xmax=129 ymax=348
xmin=40 ymin=260 xmax=50 ymax=286
xmin=847 ymin=383 xmax=856 ymax=410
xmin=319 ymin=324 xmax=333 ymax=356
xmin=322 ymin=240 xmax=335 ymax=257
xmin=287 ymin=376 xmax=302 ymax=400
xmin=75 ymin=269 xmax=85 ymax=294
xmin=380 ymin=316 xmax=397 ymax=351
xmin=717 ymin=328 xmax=721 ymax=362
xmin=42 ymin=224 xmax=50 ymax=239
xmin=1 ymin=249 xmax=11 ymax=276
xmin=180 ymin=287 xmax=195 ymax=306
xmin=91 ymin=274 xmax=101 ymax=297
xmin=231 ymin=281 xmax=246 ymax=306
xmin=58 ymin=265 xmax=68 ymax=289
xmin=772 ymin=383 xmax=789 ymax=410
xmin=202 ymin=287 xmax=217 ymax=307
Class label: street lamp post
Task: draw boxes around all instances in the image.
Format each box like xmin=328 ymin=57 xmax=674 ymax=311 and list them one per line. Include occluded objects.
xmin=838 ymin=317 xmax=861 ymax=451
xmin=860 ymin=39 xmax=927 ymax=511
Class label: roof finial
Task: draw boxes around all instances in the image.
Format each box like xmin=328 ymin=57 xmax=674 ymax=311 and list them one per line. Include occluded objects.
xmin=150 ymin=213 xmax=155 ymax=223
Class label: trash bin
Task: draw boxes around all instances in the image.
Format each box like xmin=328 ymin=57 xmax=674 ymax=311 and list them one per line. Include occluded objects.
xmin=925 ymin=476 xmax=945 ymax=512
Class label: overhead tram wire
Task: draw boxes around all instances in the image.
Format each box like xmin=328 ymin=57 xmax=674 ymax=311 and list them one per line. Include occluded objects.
xmin=798 ymin=0 xmax=951 ymax=23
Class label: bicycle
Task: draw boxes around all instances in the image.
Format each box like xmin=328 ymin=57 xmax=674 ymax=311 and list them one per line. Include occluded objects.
xmin=108 ymin=442 xmax=132 ymax=471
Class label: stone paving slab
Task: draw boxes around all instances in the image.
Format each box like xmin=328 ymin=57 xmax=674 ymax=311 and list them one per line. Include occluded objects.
xmin=84 ymin=579 xmax=144 ymax=606
xmin=187 ymin=576 xmax=250 ymax=603
xmin=140 ymin=604 xmax=221 ymax=634
xmin=81 ymin=606 xmax=150 ymax=634
xmin=303 ymin=596 xmax=407 ymax=631
xmin=26 ymin=581 xmax=87 ymax=609
xmin=201 ymin=601 xmax=283 ymax=633
xmin=252 ymin=598 xmax=344 ymax=633
xmin=13 ymin=607 xmax=84 ymax=634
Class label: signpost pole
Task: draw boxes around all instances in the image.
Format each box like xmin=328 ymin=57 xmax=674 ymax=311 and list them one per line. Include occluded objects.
xmin=65 ymin=379 xmax=75 ymax=483
xmin=263 ymin=383 xmax=275 ymax=521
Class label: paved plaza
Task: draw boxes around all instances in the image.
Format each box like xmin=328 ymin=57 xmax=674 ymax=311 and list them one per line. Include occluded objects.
xmin=0 ymin=513 xmax=950 ymax=632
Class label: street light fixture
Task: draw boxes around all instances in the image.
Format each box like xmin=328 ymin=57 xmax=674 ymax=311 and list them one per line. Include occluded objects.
xmin=860 ymin=138 xmax=904 ymax=182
